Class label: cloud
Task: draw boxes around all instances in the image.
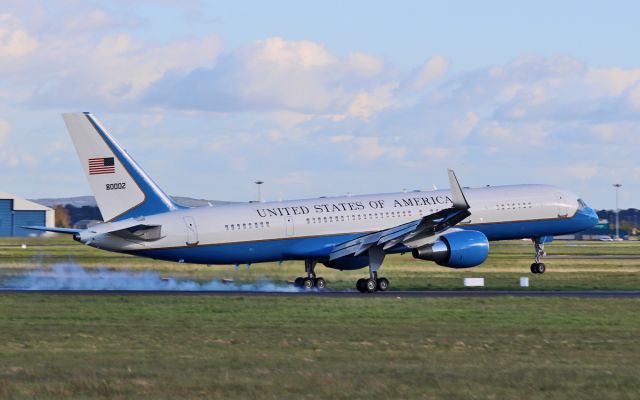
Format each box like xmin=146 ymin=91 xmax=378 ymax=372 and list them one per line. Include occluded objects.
xmin=144 ymin=37 xmax=391 ymax=115
xmin=0 ymin=119 xmax=10 ymax=144
xmin=450 ymin=112 xmax=478 ymax=139
xmin=407 ymin=55 xmax=449 ymax=91
xmin=346 ymin=83 xmax=398 ymax=120
xmin=350 ymin=137 xmax=406 ymax=162
xmin=0 ymin=14 xmax=38 ymax=59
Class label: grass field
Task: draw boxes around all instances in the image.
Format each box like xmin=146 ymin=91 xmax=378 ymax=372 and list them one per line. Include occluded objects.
xmin=0 ymin=295 xmax=639 ymax=399
xmin=0 ymin=237 xmax=639 ymax=399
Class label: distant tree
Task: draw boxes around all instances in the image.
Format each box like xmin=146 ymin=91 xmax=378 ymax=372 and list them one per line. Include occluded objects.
xmin=54 ymin=205 xmax=71 ymax=228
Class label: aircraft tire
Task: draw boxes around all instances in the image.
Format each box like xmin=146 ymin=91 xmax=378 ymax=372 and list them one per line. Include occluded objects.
xmin=356 ymin=278 xmax=367 ymax=293
xmin=377 ymin=277 xmax=389 ymax=291
xmin=303 ymin=277 xmax=315 ymax=289
xmin=315 ymin=277 xmax=327 ymax=290
xmin=365 ymin=278 xmax=377 ymax=293
xmin=530 ymin=263 xmax=538 ymax=274
xmin=536 ymin=263 xmax=546 ymax=274
xmin=294 ymin=277 xmax=304 ymax=287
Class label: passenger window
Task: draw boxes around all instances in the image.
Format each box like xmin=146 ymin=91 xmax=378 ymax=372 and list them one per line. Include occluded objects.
xmin=266 ymin=222 xmax=270 ymax=227
xmin=225 ymin=225 xmax=229 ymax=230
xmin=242 ymin=223 xmax=246 ymax=229
xmin=260 ymin=222 xmax=264 ymax=227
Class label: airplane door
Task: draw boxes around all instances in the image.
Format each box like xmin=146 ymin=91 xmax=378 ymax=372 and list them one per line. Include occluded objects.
xmin=556 ymin=192 xmax=568 ymax=218
xmin=184 ymin=216 xmax=199 ymax=246
xmin=284 ymin=216 xmax=294 ymax=237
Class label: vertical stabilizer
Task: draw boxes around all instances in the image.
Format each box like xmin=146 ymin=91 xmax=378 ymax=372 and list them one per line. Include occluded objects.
xmin=62 ymin=112 xmax=182 ymax=222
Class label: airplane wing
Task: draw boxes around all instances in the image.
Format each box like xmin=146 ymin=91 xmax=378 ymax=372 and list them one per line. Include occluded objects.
xmin=329 ymin=169 xmax=471 ymax=261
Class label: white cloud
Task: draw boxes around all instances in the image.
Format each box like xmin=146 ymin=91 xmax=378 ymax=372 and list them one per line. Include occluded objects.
xmin=586 ymin=67 xmax=640 ymax=96
xmin=480 ymin=121 xmax=512 ymax=141
xmin=451 ymin=112 xmax=478 ymax=139
xmin=423 ymin=147 xmax=452 ymax=159
xmin=0 ymin=14 xmax=38 ymax=59
xmin=330 ymin=135 xmax=353 ymax=143
xmin=346 ymin=83 xmax=398 ymax=120
xmin=144 ymin=37 xmax=391 ymax=115
xmin=351 ymin=137 xmax=405 ymax=162
xmin=408 ymin=55 xmax=448 ymax=91
xmin=0 ymin=119 xmax=10 ymax=145
xmin=347 ymin=52 xmax=384 ymax=79
xmin=627 ymin=85 xmax=640 ymax=111
xmin=269 ymin=111 xmax=313 ymax=127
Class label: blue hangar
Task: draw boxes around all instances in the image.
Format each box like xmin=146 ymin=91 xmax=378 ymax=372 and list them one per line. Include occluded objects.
xmin=0 ymin=192 xmax=54 ymax=237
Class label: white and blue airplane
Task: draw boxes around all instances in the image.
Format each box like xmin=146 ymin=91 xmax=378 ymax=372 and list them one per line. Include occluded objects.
xmin=27 ymin=112 xmax=599 ymax=292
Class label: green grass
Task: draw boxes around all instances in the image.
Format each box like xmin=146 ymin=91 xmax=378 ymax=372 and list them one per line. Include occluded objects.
xmin=0 ymin=295 xmax=639 ymax=399
xmin=1 ymin=238 xmax=640 ymax=398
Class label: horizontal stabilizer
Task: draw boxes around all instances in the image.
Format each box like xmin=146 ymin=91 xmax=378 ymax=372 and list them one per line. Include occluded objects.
xmin=22 ymin=226 xmax=82 ymax=235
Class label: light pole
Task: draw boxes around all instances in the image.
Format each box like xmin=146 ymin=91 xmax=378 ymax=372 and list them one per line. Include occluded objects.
xmin=613 ymin=183 xmax=622 ymax=239
xmin=255 ymin=181 xmax=264 ymax=203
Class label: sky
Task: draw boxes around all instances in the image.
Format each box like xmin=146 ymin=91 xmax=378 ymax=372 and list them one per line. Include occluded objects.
xmin=0 ymin=0 xmax=639 ymax=209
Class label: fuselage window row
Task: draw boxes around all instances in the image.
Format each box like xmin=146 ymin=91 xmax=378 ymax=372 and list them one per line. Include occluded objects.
xmin=495 ymin=202 xmax=533 ymax=210
xmin=225 ymin=221 xmax=271 ymax=231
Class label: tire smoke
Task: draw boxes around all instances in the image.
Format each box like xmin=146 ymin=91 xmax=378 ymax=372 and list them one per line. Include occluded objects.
xmin=4 ymin=264 xmax=302 ymax=292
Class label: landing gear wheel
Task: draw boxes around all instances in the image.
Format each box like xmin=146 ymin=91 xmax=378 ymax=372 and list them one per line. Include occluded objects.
xmin=303 ymin=277 xmax=315 ymax=289
xmin=365 ymin=278 xmax=377 ymax=293
xmin=530 ymin=263 xmax=546 ymax=274
xmin=377 ymin=277 xmax=389 ymax=292
xmin=356 ymin=278 xmax=367 ymax=293
xmin=294 ymin=277 xmax=304 ymax=287
xmin=315 ymin=277 xmax=327 ymax=290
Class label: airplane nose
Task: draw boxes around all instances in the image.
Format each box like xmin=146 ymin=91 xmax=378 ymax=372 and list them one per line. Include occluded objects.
xmin=583 ymin=207 xmax=599 ymax=228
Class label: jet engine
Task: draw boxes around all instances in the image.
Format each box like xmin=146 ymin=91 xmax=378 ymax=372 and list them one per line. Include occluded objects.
xmin=412 ymin=230 xmax=489 ymax=268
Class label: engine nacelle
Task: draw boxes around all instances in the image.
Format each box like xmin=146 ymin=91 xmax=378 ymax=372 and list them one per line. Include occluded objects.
xmin=412 ymin=230 xmax=489 ymax=268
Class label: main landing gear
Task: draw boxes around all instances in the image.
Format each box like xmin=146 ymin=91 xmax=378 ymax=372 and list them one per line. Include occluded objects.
xmin=356 ymin=273 xmax=390 ymax=293
xmin=294 ymin=260 xmax=327 ymax=290
xmin=356 ymin=246 xmax=390 ymax=293
xmin=530 ymin=238 xmax=547 ymax=274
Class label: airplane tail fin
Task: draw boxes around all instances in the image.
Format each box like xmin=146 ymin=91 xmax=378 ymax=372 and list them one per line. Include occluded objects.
xmin=62 ymin=112 xmax=183 ymax=222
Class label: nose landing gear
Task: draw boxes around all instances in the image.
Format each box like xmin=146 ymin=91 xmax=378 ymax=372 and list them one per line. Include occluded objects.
xmin=530 ymin=238 xmax=547 ymax=274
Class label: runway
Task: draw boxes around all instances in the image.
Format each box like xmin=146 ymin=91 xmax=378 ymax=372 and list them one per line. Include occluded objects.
xmin=1 ymin=289 xmax=639 ymax=297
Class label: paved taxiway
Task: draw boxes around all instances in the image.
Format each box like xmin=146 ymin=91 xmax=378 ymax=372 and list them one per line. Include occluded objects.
xmin=1 ymin=289 xmax=639 ymax=297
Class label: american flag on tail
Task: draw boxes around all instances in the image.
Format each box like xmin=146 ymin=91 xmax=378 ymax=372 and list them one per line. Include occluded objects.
xmin=88 ymin=157 xmax=115 ymax=175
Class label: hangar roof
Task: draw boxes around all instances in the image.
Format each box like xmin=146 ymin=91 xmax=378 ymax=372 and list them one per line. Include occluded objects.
xmin=0 ymin=192 xmax=53 ymax=212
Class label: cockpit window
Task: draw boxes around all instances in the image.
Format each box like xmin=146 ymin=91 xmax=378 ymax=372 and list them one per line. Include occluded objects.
xmin=577 ymin=198 xmax=588 ymax=208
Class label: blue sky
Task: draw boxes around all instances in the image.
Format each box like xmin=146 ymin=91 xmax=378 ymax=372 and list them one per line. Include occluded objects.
xmin=0 ymin=0 xmax=639 ymax=209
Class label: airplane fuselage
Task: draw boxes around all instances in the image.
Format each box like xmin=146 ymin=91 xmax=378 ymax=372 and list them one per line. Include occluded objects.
xmin=84 ymin=183 xmax=598 ymax=268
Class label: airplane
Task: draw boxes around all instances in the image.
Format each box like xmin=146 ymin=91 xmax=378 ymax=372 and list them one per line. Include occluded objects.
xmin=26 ymin=112 xmax=599 ymax=292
